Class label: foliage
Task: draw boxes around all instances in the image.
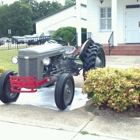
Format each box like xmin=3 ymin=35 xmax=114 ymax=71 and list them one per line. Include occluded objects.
xmin=52 ymin=26 xmax=76 ymax=46
xmin=80 ymin=131 xmax=99 ymax=136
xmin=20 ymin=0 xmax=63 ymax=21
xmin=20 ymin=0 xmax=39 ymax=21
xmin=0 ymin=67 xmax=6 ymax=76
xmin=9 ymin=2 xmax=33 ymax=36
xmin=65 ymin=0 xmax=76 ymax=6
xmin=82 ymin=67 xmax=140 ymax=112
xmin=0 ymin=1 xmax=33 ymax=36
xmin=52 ymin=26 xmax=87 ymax=46
xmin=0 ymin=0 xmax=63 ymax=37
xmin=0 ymin=4 xmax=10 ymax=36
xmin=82 ymin=28 xmax=87 ymax=44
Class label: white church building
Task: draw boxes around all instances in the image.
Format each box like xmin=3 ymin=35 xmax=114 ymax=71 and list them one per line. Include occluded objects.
xmin=35 ymin=0 xmax=140 ymax=46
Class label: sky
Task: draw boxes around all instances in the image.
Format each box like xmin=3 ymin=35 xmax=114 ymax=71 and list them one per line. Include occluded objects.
xmin=0 ymin=0 xmax=65 ymax=5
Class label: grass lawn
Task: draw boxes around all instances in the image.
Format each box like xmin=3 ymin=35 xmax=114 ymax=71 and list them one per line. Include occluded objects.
xmin=0 ymin=50 xmax=18 ymax=72
xmin=0 ymin=49 xmax=82 ymax=73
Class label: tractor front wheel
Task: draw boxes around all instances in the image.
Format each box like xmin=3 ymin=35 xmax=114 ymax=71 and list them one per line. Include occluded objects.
xmin=55 ymin=73 xmax=75 ymax=110
xmin=0 ymin=71 xmax=20 ymax=103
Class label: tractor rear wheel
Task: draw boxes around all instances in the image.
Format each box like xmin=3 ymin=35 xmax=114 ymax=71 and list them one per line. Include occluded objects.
xmin=82 ymin=43 xmax=106 ymax=78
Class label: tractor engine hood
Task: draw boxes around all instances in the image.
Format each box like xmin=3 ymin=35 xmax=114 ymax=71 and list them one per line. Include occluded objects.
xmin=18 ymin=43 xmax=65 ymax=59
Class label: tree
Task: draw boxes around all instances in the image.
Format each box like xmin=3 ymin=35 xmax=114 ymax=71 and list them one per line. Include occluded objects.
xmin=8 ymin=2 xmax=33 ymax=36
xmin=0 ymin=0 xmax=64 ymax=36
xmin=37 ymin=1 xmax=62 ymax=19
xmin=0 ymin=4 xmax=10 ymax=37
xmin=20 ymin=0 xmax=63 ymax=21
xmin=20 ymin=0 xmax=40 ymax=20
xmin=65 ymin=0 xmax=76 ymax=6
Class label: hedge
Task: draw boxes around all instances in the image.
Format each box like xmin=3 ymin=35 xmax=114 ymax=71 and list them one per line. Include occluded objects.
xmin=82 ymin=67 xmax=140 ymax=112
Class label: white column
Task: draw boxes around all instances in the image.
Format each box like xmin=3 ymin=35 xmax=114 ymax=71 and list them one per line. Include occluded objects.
xmin=112 ymin=0 xmax=117 ymax=46
xmin=76 ymin=0 xmax=81 ymax=46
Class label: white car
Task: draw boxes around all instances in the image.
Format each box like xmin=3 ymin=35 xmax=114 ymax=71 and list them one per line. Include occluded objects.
xmin=0 ymin=37 xmax=9 ymax=43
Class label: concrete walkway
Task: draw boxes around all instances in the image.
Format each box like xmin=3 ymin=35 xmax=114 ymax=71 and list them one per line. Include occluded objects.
xmin=106 ymin=55 xmax=140 ymax=68
xmin=0 ymin=55 xmax=140 ymax=140
xmin=74 ymin=55 xmax=140 ymax=87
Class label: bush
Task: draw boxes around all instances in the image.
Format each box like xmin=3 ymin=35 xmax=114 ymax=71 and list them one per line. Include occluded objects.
xmin=52 ymin=26 xmax=87 ymax=46
xmin=52 ymin=26 xmax=76 ymax=46
xmin=0 ymin=67 xmax=6 ymax=76
xmin=82 ymin=67 xmax=140 ymax=112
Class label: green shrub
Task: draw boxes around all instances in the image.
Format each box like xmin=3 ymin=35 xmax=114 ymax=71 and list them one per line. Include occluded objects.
xmin=52 ymin=26 xmax=76 ymax=46
xmin=82 ymin=67 xmax=140 ymax=112
xmin=52 ymin=26 xmax=87 ymax=46
xmin=0 ymin=67 xmax=6 ymax=76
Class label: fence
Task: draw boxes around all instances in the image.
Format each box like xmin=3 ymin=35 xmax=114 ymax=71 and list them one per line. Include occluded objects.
xmin=0 ymin=42 xmax=29 ymax=51
xmin=0 ymin=36 xmax=51 ymax=51
xmin=0 ymin=33 xmax=92 ymax=51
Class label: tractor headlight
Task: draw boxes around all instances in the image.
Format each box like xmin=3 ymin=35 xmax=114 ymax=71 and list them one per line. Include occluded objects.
xmin=11 ymin=56 xmax=18 ymax=64
xmin=42 ymin=57 xmax=51 ymax=66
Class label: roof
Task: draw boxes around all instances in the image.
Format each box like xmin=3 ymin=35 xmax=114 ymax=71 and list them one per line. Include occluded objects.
xmin=34 ymin=3 xmax=86 ymax=23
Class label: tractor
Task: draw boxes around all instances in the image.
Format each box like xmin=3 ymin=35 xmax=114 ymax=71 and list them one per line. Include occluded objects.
xmin=0 ymin=38 xmax=105 ymax=110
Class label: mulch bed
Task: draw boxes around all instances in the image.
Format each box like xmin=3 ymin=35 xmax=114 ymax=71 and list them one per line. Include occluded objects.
xmin=86 ymin=101 xmax=140 ymax=118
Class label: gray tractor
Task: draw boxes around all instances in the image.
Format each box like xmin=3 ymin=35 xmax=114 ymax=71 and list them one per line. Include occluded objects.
xmin=0 ymin=38 xmax=106 ymax=110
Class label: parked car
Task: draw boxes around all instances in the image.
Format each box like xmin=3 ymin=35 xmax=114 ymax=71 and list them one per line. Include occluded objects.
xmin=17 ymin=36 xmax=25 ymax=44
xmin=27 ymin=33 xmax=51 ymax=45
xmin=12 ymin=36 xmax=25 ymax=44
xmin=0 ymin=38 xmax=5 ymax=46
xmin=0 ymin=37 xmax=9 ymax=43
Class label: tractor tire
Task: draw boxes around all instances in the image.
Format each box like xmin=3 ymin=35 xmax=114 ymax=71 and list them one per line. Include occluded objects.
xmin=0 ymin=71 xmax=20 ymax=103
xmin=82 ymin=43 xmax=106 ymax=78
xmin=55 ymin=73 xmax=75 ymax=110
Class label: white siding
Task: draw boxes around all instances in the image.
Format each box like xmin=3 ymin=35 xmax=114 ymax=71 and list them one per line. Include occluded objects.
xmin=117 ymin=1 xmax=125 ymax=44
xmin=117 ymin=0 xmax=140 ymax=43
xmin=87 ymin=0 xmax=140 ymax=44
xmin=36 ymin=5 xmax=87 ymax=35
xmin=87 ymin=0 xmax=112 ymax=43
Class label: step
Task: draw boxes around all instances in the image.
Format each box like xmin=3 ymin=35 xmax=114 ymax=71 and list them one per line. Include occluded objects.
xmin=103 ymin=44 xmax=140 ymax=55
